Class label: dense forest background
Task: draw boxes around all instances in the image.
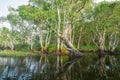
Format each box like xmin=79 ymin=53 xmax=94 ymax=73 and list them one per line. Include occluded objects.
xmin=0 ymin=0 xmax=120 ymax=53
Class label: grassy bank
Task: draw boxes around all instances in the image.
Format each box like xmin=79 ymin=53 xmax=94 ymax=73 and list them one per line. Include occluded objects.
xmin=0 ymin=50 xmax=39 ymax=57
xmin=0 ymin=45 xmax=120 ymax=57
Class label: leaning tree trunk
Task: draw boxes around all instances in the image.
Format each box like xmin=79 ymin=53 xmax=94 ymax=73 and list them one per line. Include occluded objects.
xmin=58 ymin=34 xmax=83 ymax=58
xmin=56 ymin=34 xmax=83 ymax=80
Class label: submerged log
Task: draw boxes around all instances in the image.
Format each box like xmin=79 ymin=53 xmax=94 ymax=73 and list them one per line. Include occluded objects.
xmin=96 ymin=49 xmax=115 ymax=56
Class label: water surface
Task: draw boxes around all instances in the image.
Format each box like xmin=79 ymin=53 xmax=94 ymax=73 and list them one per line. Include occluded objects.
xmin=0 ymin=54 xmax=120 ymax=80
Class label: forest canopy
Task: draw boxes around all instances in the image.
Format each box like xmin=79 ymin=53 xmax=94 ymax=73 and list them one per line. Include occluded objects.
xmin=0 ymin=0 xmax=120 ymax=53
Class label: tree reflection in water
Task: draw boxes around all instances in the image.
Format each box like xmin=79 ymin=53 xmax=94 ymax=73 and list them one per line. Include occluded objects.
xmin=0 ymin=53 xmax=120 ymax=80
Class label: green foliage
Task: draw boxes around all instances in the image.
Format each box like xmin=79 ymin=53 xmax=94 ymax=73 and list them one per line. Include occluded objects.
xmin=0 ymin=0 xmax=120 ymax=54
xmin=48 ymin=45 xmax=56 ymax=51
xmin=18 ymin=4 xmax=49 ymax=24
xmin=115 ymin=46 xmax=120 ymax=51
xmin=7 ymin=13 xmax=18 ymax=26
xmin=15 ymin=44 xmax=30 ymax=51
xmin=0 ymin=27 xmax=11 ymax=48
xmin=33 ymin=43 xmax=41 ymax=51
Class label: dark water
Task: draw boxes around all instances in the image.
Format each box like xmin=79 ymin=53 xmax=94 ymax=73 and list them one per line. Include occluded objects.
xmin=0 ymin=56 xmax=41 ymax=80
xmin=0 ymin=54 xmax=120 ymax=80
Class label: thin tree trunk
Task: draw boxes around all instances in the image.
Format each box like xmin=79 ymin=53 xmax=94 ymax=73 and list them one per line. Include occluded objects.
xmin=57 ymin=5 xmax=61 ymax=51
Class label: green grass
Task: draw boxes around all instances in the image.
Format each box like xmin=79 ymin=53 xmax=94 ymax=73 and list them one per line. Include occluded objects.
xmin=80 ymin=45 xmax=97 ymax=50
xmin=116 ymin=46 xmax=120 ymax=51
xmin=0 ymin=50 xmax=37 ymax=57
xmin=48 ymin=45 xmax=57 ymax=51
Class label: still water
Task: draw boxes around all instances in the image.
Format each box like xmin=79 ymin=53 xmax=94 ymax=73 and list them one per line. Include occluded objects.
xmin=0 ymin=54 xmax=120 ymax=80
xmin=0 ymin=57 xmax=40 ymax=80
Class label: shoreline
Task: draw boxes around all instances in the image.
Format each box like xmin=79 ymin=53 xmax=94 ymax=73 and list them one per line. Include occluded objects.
xmin=0 ymin=49 xmax=119 ymax=57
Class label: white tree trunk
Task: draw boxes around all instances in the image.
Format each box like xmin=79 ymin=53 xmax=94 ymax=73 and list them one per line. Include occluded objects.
xmin=57 ymin=7 xmax=61 ymax=51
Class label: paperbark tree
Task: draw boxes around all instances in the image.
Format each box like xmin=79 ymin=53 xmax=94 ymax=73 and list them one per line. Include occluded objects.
xmin=91 ymin=1 xmax=120 ymax=76
xmin=18 ymin=3 xmax=52 ymax=52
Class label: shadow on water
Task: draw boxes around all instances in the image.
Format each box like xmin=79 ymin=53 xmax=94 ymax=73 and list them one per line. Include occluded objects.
xmin=0 ymin=53 xmax=120 ymax=80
